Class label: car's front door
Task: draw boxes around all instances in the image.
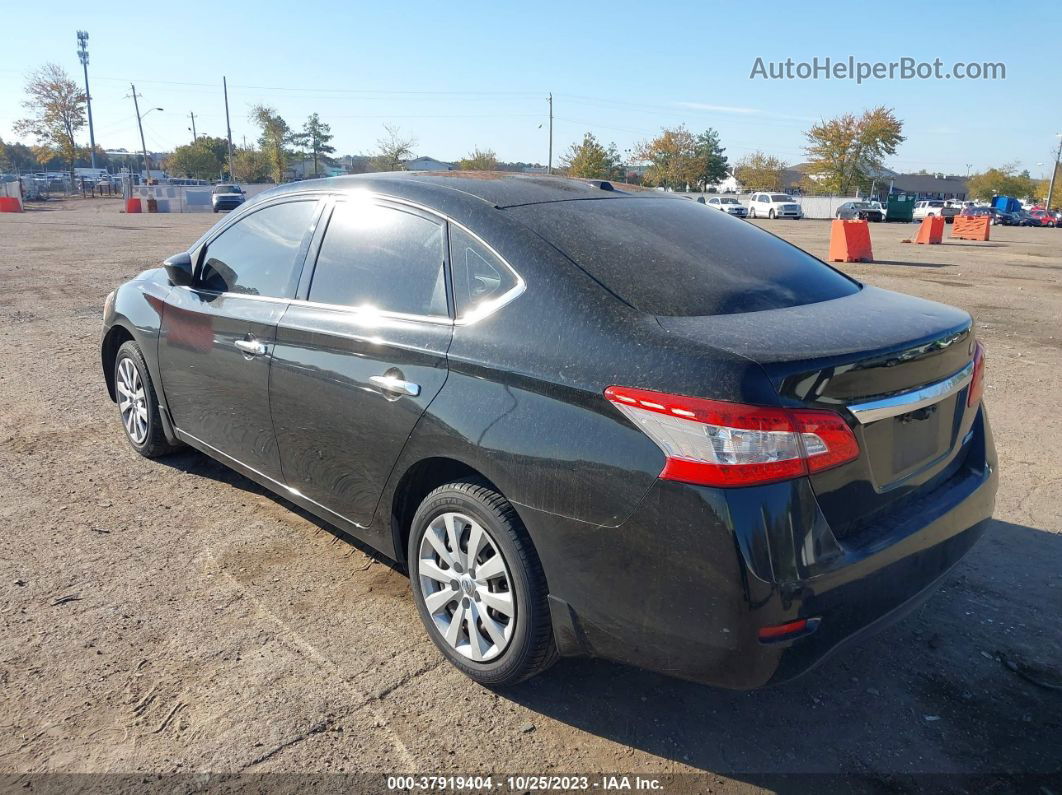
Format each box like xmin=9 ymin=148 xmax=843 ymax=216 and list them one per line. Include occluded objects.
xmin=269 ymin=197 xmax=453 ymax=529
xmin=159 ymin=197 xmax=322 ymax=480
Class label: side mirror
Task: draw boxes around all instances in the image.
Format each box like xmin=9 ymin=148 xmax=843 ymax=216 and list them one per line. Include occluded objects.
xmin=163 ymin=252 xmax=193 ymax=287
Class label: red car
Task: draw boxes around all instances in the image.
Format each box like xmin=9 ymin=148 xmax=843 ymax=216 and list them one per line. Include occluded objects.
xmin=1026 ymin=209 xmax=1057 ymax=227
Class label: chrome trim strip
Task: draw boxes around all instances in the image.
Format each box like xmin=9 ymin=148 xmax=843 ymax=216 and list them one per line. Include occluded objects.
xmin=173 ymin=428 xmax=367 ymax=529
xmin=847 ymin=361 xmax=974 ymax=425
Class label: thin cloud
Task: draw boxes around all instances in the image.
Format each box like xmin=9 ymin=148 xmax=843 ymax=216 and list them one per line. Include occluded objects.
xmin=675 ymin=101 xmax=762 ymax=114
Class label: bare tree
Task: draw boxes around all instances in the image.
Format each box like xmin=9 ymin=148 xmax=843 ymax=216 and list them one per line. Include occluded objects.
xmin=372 ymin=125 xmax=416 ymax=172
xmin=14 ymin=64 xmax=87 ymax=186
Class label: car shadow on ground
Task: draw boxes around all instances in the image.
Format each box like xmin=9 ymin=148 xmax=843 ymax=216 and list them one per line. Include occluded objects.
xmin=157 ymin=448 xmax=402 ymax=572
xmin=500 ymin=519 xmax=1062 ymax=780
xmin=157 ymin=450 xmax=1061 ymax=781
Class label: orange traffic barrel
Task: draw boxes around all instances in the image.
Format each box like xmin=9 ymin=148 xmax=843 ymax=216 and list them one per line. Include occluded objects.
xmin=125 ymin=198 xmax=142 ymax=213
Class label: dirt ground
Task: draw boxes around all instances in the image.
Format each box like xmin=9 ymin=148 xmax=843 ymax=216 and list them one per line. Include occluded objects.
xmin=1 ymin=199 xmax=1060 ymax=792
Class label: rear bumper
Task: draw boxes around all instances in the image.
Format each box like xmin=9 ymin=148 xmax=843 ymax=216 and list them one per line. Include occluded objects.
xmin=529 ymin=408 xmax=997 ymax=689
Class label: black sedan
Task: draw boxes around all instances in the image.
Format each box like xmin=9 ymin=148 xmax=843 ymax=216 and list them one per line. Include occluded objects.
xmin=100 ymin=173 xmax=997 ymax=689
xmin=835 ymin=200 xmax=884 ymax=222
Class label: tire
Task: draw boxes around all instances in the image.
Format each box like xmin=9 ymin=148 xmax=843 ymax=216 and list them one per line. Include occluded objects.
xmin=114 ymin=340 xmax=182 ymax=458
xmin=768 ymin=209 xmax=776 ymax=219
xmin=408 ymin=479 xmax=558 ymax=688
xmin=748 ymin=207 xmax=756 ymax=218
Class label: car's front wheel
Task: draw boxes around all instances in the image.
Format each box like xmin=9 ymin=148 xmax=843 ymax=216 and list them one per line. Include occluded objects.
xmin=748 ymin=207 xmax=756 ymax=218
xmin=768 ymin=209 xmax=776 ymax=219
xmin=408 ymin=479 xmax=557 ymax=687
xmin=114 ymin=340 xmax=181 ymax=458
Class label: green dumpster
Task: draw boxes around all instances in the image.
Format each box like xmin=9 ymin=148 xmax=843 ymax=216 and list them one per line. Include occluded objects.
xmin=886 ymin=194 xmax=915 ymax=222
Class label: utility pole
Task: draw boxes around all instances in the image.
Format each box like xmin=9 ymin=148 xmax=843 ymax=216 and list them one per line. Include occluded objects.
xmin=223 ymin=76 xmax=234 ymax=180
xmin=547 ymin=92 xmax=553 ymax=175
xmin=965 ymin=163 xmax=973 ymax=178
xmin=129 ymin=85 xmax=161 ymax=183
xmin=1046 ymin=134 xmax=1062 ymax=210
xmin=77 ymin=31 xmax=97 ymax=169
xmin=188 ymin=111 xmax=198 ymax=144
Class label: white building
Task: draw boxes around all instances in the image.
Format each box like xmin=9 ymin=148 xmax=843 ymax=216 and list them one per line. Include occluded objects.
xmin=404 ymin=156 xmax=453 ymax=172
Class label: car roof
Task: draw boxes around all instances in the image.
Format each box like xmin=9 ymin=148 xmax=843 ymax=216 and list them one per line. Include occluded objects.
xmin=254 ymin=171 xmax=640 ymax=210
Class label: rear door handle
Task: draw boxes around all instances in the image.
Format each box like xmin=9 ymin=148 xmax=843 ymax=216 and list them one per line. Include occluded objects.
xmin=235 ymin=339 xmax=268 ymax=357
xmin=370 ymin=375 xmax=421 ymax=397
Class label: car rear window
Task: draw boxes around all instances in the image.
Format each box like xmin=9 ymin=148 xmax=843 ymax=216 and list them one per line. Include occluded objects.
xmin=506 ymin=197 xmax=859 ymax=317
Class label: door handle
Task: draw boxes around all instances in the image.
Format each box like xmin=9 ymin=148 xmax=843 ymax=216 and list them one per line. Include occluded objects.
xmin=370 ymin=374 xmax=421 ymax=397
xmin=235 ymin=339 xmax=268 ymax=357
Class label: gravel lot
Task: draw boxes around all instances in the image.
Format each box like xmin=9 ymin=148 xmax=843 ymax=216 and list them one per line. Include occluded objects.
xmin=1 ymin=199 xmax=1060 ymax=790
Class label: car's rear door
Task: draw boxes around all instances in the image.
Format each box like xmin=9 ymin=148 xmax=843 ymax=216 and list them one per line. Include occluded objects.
xmin=158 ymin=197 xmax=323 ymax=480
xmin=269 ymin=196 xmax=453 ymax=528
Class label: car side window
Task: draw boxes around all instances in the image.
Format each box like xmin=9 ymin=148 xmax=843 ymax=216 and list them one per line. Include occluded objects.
xmin=308 ymin=201 xmax=447 ymax=317
xmin=449 ymin=226 xmax=520 ymax=320
xmin=198 ymin=200 xmax=316 ymax=298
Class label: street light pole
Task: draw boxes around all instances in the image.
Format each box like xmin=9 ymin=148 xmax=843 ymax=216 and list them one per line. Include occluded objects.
xmin=129 ymin=84 xmax=162 ymax=183
xmin=77 ymin=31 xmax=97 ymax=169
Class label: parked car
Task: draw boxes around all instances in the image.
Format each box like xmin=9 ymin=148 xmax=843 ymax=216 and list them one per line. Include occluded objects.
xmin=705 ymin=196 xmax=748 ymax=218
xmin=835 ymin=201 xmax=884 ymax=222
xmin=913 ymin=200 xmax=960 ymax=223
xmin=1026 ymin=209 xmax=1057 ymax=227
xmin=866 ymin=200 xmax=887 ymax=219
xmin=211 ymin=183 xmax=245 ymax=212
xmin=959 ymin=206 xmax=1005 ymax=225
xmin=100 ymin=173 xmax=996 ymax=690
xmin=747 ymin=192 xmax=803 ymax=219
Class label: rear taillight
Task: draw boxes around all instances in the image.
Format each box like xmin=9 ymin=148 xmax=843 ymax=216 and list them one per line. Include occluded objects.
xmin=967 ymin=340 xmax=986 ymax=407
xmin=604 ymin=386 xmax=859 ymax=488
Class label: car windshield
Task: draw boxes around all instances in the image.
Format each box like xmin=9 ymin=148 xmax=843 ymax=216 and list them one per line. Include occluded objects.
xmin=719 ymin=198 xmax=739 ymax=205
xmin=213 ymin=185 xmax=240 ymax=194
xmin=852 ymin=202 xmax=871 ymax=209
xmin=506 ymin=197 xmax=859 ymax=317
xmin=927 ymin=201 xmax=944 ymax=207
xmin=770 ymin=194 xmax=794 ymax=202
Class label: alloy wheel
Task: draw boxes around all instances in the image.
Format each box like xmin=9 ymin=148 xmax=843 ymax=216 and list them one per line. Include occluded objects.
xmin=116 ymin=357 xmax=148 ymax=445
xmin=417 ymin=511 xmax=516 ymax=662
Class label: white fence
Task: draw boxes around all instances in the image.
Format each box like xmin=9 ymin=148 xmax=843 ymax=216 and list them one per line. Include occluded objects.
xmin=131 ymin=183 xmax=278 ymax=213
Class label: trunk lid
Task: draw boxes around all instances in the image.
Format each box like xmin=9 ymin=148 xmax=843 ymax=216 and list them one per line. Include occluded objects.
xmin=657 ymin=286 xmax=979 ymax=538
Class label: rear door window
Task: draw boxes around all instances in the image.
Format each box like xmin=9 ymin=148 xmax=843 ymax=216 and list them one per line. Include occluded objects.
xmin=308 ymin=201 xmax=448 ymax=317
xmin=449 ymin=226 xmax=520 ymax=320
xmin=507 ymin=197 xmax=859 ymax=317
xmin=197 ymin=200 xmax=316 ymax=298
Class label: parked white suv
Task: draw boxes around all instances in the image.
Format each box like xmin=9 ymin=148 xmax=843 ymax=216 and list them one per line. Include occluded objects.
xmin=912 ymin=200 xmax=959 ymax=223
xmin=748 ymin=192 xmax=803 ymax=219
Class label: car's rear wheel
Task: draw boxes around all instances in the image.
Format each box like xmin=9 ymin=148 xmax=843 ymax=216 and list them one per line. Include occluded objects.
xmin=114 ymin=340 xmax=181 ymax=458
xmin=408 ymin=479 xmax=557 ymax=687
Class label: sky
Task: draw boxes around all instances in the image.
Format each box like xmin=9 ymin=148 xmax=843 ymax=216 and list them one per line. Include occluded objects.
xmin=1 ymin=0 xmax=1058 ymax=177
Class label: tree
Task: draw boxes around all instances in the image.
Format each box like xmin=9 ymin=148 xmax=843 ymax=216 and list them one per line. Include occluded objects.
xmin=291 ymin=113 xmax=336 ymax=178
xmin=13 ymin=64 xmax=87 ymax=185
xmin=733 ymin=151 xmax=789 ymax=191
xmin=372 ymin=125 xmax=416 ymax=172
xmin=561 ymin=132 xmax=622 ymax=179
xmin=459 ymin=147 xmax=498 ymax=171
xmin=250 ymin=105 xmax=291 ymax=183
xmin=231 ymin=146 xmax=270 ymax=183
xmin=692 ymin=128 xmax=729 ymax=191
xmin=966 ymin=163 xmax=1038 ymax=202
xmin=803 ymin=107 xmax=904 ymax=195
xmin=165 ymin=139 xmax=223 ymax=180
xmin=635 ymin=125 xmax=702 ymax=191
